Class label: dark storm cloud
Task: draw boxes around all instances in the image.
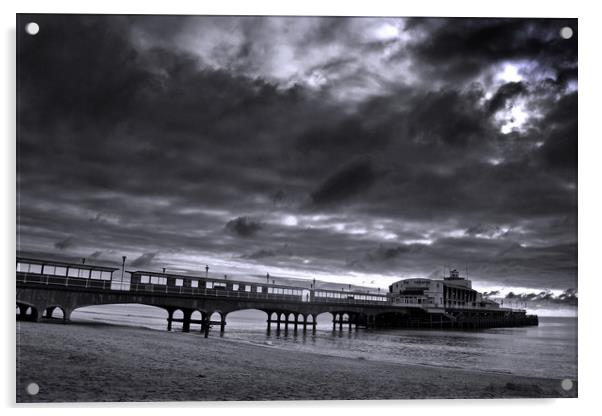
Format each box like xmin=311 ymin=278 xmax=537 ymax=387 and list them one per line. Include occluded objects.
xmin=482 ymin=290 xmax=500 ymax=298
xmin=241 ymin=249 xmax=276 ymax=260
xmin=487 ymin=82 xmax=527 ymax=114
xmin=538 ymin=92 xmax=578 ymax=170
xmin=130 ymin=252 xmax=158 ymax=268
xmin=311 ymin=157 xmax=379 ymax=206
xmin=225 ymin=217 xmax=263 ymax=237
xmin=504 ymin=289 xmax=577 ymax=308
xmin=349 ymin=244 xmax=426 ymax=266
xmin=54 ymin=237 xmax=75 ymax=250
xmin=16 ymin=15 xmax=577 ymax=293
xmin=403 ymin=18 xmax=578 ymax=83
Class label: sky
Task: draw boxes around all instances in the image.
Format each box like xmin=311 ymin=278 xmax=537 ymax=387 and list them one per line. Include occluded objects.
xmin=17 ymin=15 xmax=577 ymax=303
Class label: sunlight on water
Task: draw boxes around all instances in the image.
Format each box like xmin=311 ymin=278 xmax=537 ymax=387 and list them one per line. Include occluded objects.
xmin=71 ymin=305 xmax=577 ymax=380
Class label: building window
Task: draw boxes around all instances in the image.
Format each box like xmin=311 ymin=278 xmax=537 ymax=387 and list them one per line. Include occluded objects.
xmin=54 ymin=266 xmax=67 ymax=276
xmin=141 ymin=275 xmax=150 ymax=284
xmin=28 ymin=264 xmax=42 ymax=274
xmin=101 ymin=271 xmax=112 ymax=280
xmin=175 ymin=279 xmax=183 ymax=287
xmin=91 ymin=270 xmax=102 ymax=280
xmin=191 ymin=280 xmax=198 ymax=288
xmin=245 ymin=285 xmax=251 ymax=292
xmin=233 ymin=283 xmax=239 ymax=291
xmin=256 ymin=286 xmax=262 ymax=293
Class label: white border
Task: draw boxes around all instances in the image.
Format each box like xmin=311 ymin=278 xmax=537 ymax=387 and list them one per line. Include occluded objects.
xmin=2 ymin=1 xmax=600 ymax=415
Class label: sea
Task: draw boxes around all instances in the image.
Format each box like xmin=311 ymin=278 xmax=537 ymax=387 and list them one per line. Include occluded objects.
xmin=70 ymin=305 xmax=577 ymax=380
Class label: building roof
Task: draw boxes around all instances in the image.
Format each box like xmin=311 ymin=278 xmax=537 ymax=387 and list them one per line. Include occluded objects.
xmin=17 ymin=256 xmax=119 ymax=272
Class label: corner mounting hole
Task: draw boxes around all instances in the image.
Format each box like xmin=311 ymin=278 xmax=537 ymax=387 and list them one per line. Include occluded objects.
xmin=25 ymin=22 xmax=40 ymax=36
xmin=561 ymin=378 xmax=573 ymax=391
xmin=26 ymin=382 xmax=39 ymax=395
xmin=560 ymin=26 xmax=573 ymax=40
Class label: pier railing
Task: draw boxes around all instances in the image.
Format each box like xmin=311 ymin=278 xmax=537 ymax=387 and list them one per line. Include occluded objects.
xmin=16 ymin=272 xmax=396 ymax=307
xmin=17 ymin=271 xmax=526 ymax=313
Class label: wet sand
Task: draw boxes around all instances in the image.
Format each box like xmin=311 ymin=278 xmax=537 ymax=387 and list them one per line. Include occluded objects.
xmin=16 ymin=321 xmax=577 ymax=402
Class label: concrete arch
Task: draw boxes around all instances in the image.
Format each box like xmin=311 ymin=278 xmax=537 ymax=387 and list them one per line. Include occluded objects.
xmin=69 ymin=301 xmax=170 ymax=315
xmin=227 ymin=308 xmax=269 ymax=320
xmin=46 ymin=305 xmax=66 ymax=319
xmin=315 ymin=311 xmax=334 ymax=321
xmin=70 ymin=303 xmax=169 ymax=329
xmin=16 ymin=301 xmax=41 ymax=321
xmin=209 ymin=311 xmax=223 ymax=321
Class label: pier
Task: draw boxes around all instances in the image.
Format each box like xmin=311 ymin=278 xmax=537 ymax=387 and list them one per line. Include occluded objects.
xmin=16 ymin=257 xmax=538 ymax=336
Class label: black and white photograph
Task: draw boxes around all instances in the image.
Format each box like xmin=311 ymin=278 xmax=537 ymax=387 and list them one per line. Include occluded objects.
xmin=15 ymin=13 xmax=578 ymax=402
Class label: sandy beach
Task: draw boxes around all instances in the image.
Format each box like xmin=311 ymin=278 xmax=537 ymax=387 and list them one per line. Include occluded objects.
xmin=16 ymin=321 xmax=576 ymax=402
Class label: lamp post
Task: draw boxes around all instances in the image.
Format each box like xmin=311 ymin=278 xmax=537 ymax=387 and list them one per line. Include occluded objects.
xmin=205 ymin=265 xmax=209 ymax=279
xmin=121 ymin=256 xmax=126 ymax=281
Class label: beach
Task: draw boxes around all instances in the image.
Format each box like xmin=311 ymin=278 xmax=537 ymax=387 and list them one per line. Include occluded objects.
xmin=16 ymin=321 xmax=577 ymax=402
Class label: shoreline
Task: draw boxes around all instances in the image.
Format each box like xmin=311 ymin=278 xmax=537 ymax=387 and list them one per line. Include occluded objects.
xmin=16 ymin=321 xmax=577 ymax=402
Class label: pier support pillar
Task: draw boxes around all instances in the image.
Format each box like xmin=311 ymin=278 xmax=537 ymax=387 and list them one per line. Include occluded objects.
xmin=203 ymin=315 xmax=210 ymax=338
xmin=267 ymin=312 xmax=272 ymax=334
xmin=220 ymin=319 xmax=226 ymax=334
xmin=45 ymin=306 xmax=55 ymax=318
xmin=182 ymin=310 xmax=191 ymax=333
xmin=63 ymin=308 xmax=72 ymax=323
xmin=166 ymin=310 xmax=173 ymax=331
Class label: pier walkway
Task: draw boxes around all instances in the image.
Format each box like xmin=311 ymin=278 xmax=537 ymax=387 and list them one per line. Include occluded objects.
xmin=16 ymin=257 xmax=537 ymax=336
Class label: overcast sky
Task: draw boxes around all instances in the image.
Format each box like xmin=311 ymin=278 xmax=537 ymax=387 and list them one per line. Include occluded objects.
xmin=17 ymin=15 xmax=577 ymax=294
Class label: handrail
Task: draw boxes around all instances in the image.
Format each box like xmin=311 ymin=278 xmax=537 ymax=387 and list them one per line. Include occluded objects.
xmin=16 ymin=272 xmax=528 ymax=313
xmin=16 ymin=273 xmax=395 ymax=306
